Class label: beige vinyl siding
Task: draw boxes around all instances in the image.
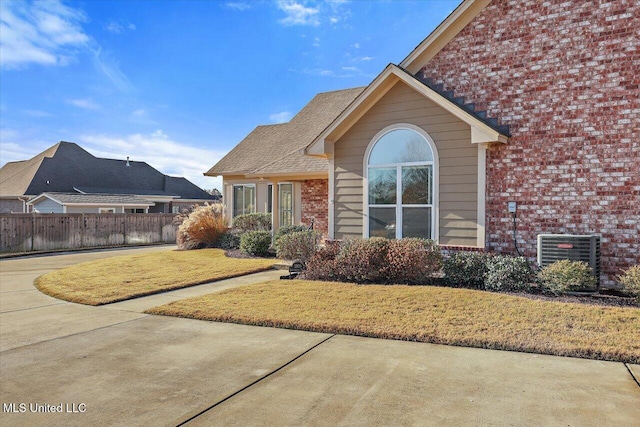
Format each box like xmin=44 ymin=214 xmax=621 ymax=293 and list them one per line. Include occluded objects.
xmin=65 ymin=206 xmax=126 ymax=214
xmin=33 ymin=198 xmax=64 ymax=213
xmin=333 ymin=81 xmax=479 ymax=246
xmin=222 ymin=177 xmax=302 ymax=228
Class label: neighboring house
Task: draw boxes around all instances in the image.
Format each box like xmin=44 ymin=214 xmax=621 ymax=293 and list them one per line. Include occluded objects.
xmin=0 ymin=141 xmax=217 ymax=213
xmin=28 ymin=193 xmax=154 ymax=214
xmin=206 ymin=0 xmax=639 ymax=285
xmin=206 ymin=87 xmax=364 ymax=235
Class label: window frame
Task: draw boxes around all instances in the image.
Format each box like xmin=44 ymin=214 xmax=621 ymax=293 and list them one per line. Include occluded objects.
xmin=278 ymin=182 xmax=294 ymax=227
xmin=232 ymin=184 xmax=256 ymax=217
xmin=363 ymin=124 xmax=439 ymax=241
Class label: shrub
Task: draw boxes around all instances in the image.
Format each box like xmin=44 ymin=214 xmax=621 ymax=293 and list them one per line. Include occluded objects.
xmin=276 ymin=230 xmax=320 ymax=261
xmin=382 ymin=238 xmax=442 ymax=284
xmin=218 ymin=230 xmax=241 ymax=250
xmin=618 ymin=265 xmax=640 ymax=302
xmin=176 ymin=203 xmax=227 ymax=250
xmin=274 ymin=224 xmax=308 ymax=249
xmin=336 ymin=237 xmax=390 ymax=283
xmin=484 ymin=255 xmax=534 ymax=292
xmin=538 ymin=259 xmax=598 ymax=295
xmin=301 ymin=241 xmax=342 ymax=281
xmin=232 ymin=213 xmax=271 ymax=233
xmin=443 ymin=251 xmax=491 ymax=289
xmin=239 ymin=231 xmax=272 ymax=257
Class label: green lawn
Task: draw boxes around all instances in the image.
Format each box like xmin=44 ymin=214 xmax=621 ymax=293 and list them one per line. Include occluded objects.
xmin=147 ymin=280 xmax=640 ymax=364
xmin=35 ymin=249 xmax=275 ymax=305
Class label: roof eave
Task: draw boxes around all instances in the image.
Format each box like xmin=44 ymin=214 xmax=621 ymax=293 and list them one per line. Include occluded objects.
xmin=399 ymin=0 xmax=490 ymax=74
xmin=244 ymin=171 xmax=328 ymax=180
xmin=306 ymin=64 xmax=508 ymax=156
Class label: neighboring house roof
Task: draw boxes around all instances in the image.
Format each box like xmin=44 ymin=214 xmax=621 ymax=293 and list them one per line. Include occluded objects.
xmin=0 ymin=142 xmax=61 ymax=197
xmin=29 ymin=192 xmax=154 ymax=206
xmin=0 ymin=141 xmax=215 ymax=201
xmin=206 ymin=87 xmax=365 ymax=177
xmin=306 ymin=64 xmax=509 ymax=157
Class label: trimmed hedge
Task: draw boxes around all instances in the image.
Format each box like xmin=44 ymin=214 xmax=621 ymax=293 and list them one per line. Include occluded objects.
xmin=443 ymin=251 xmax=491 ymax=289
xmin=232 ymin=213 xmax=272 ymax=233
xmin=240 ymin=231 xmax=272 ymax=257
xmin=618 ymin=265 xmax=640 ymax=302
xmin=274 ymin=225 xmax=308 ymax=250
xmin=484 ymin=255 xmax=534 ymax=292
xmin=538 ymin=259 xmax=597 ymax=295
xmin=276 ymin=230 xmax=320 ymax=261
xmin=302 ymin=238 xmax=441 ymax=284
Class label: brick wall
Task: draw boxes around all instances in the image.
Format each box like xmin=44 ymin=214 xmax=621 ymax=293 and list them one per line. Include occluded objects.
xmin=420 ymin=0 xmax=639 ymax=286
xmin=301 ymin=179 xmax=329 ymax=237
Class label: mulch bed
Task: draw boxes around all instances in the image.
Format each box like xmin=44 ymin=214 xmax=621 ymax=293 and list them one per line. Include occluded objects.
xmin=505 ymin=291 xmax=638 ymax=308
xmin=222 ymin=251 xmax=637 ymax=308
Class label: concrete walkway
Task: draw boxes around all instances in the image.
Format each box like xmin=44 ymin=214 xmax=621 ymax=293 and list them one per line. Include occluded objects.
xmin=1 ymin=247 xmax=638 ymax=426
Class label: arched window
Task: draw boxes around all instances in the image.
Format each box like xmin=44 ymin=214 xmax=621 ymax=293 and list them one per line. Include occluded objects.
xmin=365 ymin=126 xmax=437 ymax=240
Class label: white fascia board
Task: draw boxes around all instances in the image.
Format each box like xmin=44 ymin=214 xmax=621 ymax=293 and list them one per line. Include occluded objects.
xmin=306 ymin=64 xmax=399 ymax=155
xmin=307 ymin=65 xmax=507 ymax=156
xmin=395 ymin=67 xmax=507 ymax=144
xmin=400 ymin=0 xmax=490 ymax=74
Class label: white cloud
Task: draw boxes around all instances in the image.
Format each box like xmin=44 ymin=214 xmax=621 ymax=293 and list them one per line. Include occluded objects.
xmin=132 ymin=109 xmax=146 ymax=117
xmin=352 ymin=42 xmax=360 ymax=49
xmin=0 ymin=0 xmax=89 ymax=69
xmin=78 ymin=130 xmax=225 ymax=191
xmin=341 ymin=66 xmax=358 ymax=72
xmin=269 ymin=111 xmax=293 ymax=123
xmin=105 ymin=21 xmax=136 ymax=34
xmin=225 ymin=2 xmax=251 ymax=11
xmin=23 ymin=109 xmax=53 ymax=118
xmin=67 ymin=98 xmax=100 ymax=110
xmin=91 ymin=47 xmax=133 ymax=92
xmin=277 ymin=0 xmax=320 ymax=26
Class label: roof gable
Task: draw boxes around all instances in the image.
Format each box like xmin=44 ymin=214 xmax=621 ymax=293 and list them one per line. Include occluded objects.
xmin=399 ymin=0 xmax=489 ymax=74
xmin=306 ymin=64 xmax=508 ymax=157
xmin=0 ymin=141 xmax=66 ymax=196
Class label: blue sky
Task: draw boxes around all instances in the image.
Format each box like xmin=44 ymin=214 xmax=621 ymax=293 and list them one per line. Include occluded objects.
xmin=1 ymin=0 xmax=461 ymax=191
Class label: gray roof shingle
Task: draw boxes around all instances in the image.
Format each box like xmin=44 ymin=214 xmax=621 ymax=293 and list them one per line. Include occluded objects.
xmin=206 ymin=87 xmax=365 ymax=177
xmin=0 ymin=142 xmax=216 ymax=200
xmin=34 ymin=192 xmax=154 ymax=205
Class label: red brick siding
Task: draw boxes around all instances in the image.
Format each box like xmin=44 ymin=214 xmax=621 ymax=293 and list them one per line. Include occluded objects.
xmin=301 ymin=179 xmax=328 ymax=237
xmin=421 ymin=0 xmax=639 ymax=286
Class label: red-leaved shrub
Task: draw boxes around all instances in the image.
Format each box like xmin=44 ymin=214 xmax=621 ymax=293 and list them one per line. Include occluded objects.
xmin=383 ymin=238 xmax=442 ymax=284
xmin=302 ymin=238 xmax=441 ymax=285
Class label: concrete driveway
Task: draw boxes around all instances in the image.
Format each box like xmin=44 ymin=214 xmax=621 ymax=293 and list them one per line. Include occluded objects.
xmin=1 ymin=246 xmax=638 ymax=426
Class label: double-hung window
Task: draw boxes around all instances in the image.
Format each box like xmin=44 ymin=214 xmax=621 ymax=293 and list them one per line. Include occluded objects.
xmin=366 ymin=127 xmax=436 ymax=239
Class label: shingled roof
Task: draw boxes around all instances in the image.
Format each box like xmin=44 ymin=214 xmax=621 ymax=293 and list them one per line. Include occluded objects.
xmin=29 ymin=192 xmax=154 ymax=206
xmin=0 ymin=142 xmax=215 ymax=201
xmin=206 ymin=87 xmax=364 ymax=177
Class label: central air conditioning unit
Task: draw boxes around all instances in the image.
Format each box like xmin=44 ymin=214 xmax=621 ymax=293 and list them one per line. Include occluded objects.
xmin=537 ymin=234 xmax=601 ymax=287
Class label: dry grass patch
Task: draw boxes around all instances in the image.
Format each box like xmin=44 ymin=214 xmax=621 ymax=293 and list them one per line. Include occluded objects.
xmin=147 ymin=280 xmax=640 ymax=363
xmin=35 ymin=249 xmax=275 ymax=305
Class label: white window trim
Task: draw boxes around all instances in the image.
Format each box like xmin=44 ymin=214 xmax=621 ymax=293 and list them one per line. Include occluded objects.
xmin=276 ymin=182 xmax=294 ymax=227
xmin=99 ymin=208 xmax=116 ymax=214
xmin=232 ymin=184 xmax=256 ymax=217
xmin=363 ymin=123 xmax=439 ymax=241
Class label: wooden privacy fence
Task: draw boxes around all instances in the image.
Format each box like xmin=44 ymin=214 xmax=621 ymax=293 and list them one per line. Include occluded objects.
xmin=0 ymin=213 xmax=177 ymax=253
